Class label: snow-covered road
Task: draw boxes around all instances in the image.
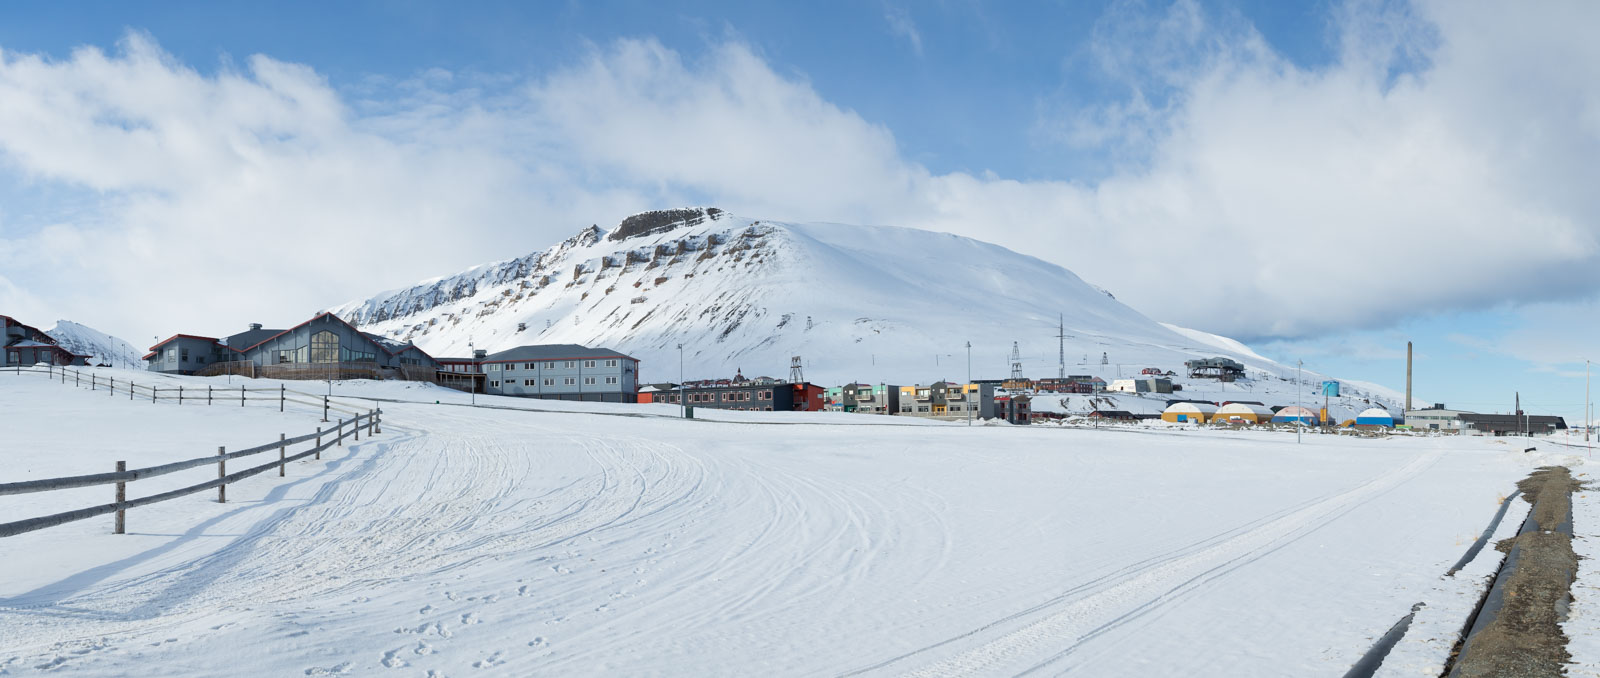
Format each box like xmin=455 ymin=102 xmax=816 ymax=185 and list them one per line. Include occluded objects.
xmin=0 ymin=371 xmax=1549 ymax=676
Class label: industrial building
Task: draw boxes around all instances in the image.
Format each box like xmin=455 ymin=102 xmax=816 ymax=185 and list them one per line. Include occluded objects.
xmin=1404 ymin=404 xmax=1474 ymax=432
xmin=1354 ymin=408 xmax=1398 ymax=427
xmin=1271 ymin=406 xmax=1320 ymax=426
xmin=477 ymin=344 xmax=639 ymax=402
xmin=1161 ymin=402 xmax=1216 ymax=423
xmin=1213 ymin=403 xmax=1274 ymax=424
xmin=1459 ymin=413 xmax=1568 ymax=437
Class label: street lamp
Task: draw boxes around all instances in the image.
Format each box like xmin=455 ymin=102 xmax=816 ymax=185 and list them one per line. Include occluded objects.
xmin=468 ymin=340 xmax=476 ymax=406
xmin=678 ymin=343 xmax=686 ymax=418
xmin=966 ymin=341 xmax=972 ymax=427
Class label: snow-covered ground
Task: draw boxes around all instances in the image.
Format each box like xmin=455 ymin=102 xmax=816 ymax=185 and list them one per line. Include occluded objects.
xmin=0 ymin=368 xmax=1564 ymax=676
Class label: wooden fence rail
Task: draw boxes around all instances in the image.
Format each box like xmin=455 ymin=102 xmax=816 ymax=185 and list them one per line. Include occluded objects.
xmin=0 ymin=409 xmax=381 ymax=539
xmin=5 ymin=365 xmax=376 ymax=418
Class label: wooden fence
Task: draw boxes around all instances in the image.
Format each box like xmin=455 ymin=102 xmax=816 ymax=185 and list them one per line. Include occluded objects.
xmin=7 ymin=364 xmax=374 ymax=421
xmin=0 ymin=409 xmax=381 ymax=538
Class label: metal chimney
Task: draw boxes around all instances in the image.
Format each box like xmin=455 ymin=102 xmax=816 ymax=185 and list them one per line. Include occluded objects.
xmin=1405 ymin=341 xmax=1413 ymax=413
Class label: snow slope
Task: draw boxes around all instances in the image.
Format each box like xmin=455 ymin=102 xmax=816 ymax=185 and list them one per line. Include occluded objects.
xmin=328 ymin=208 xmax=1399 ymax=412
xmin=45 ymin=320 xmax=142 ymax=368
xmin=0 ymin=368 xmax=1539 ymax=676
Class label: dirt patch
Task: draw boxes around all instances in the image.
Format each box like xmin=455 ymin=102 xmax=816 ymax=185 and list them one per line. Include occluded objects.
xmin=1449 ymin=466 xmax=1580 ymax=677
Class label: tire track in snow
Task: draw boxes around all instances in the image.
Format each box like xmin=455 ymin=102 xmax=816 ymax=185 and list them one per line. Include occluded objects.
xmin=852 ymin=449 xmax=1445 ymax=677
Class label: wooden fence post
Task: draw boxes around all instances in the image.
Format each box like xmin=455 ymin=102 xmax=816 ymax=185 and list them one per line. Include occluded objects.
xmin=91 ymin=374 xmax=96 ymax=391
xmin=217 ymin=446 xmax=226 ymax=503
xmin=74 ymin=370 xmax=78 ymax=387
xmin=375 ymin=409 xmax=381 ymax=435
xmin=315 ymin=427 xmax=322 ymax=460
xmin=241 ymin=385 xmax=246 ymax=407
xmin=152 ymin=386 xmax=158 ymax=403
xmin=114 ymin=461 xmax=126 ymax=535
xmin=367 ymin=410 xmax=374 ymax=437
xmin=130 ymin=381 xmax=135 ymax=401
xmin=337 ymin=418 xmax=344 ymax=447
xmin=109 ymin=376 xmax=115 ymax=397
xmin=278 ymin=433 xmax=286 ymax=477
xmin=178 ymin=385 xmax=184 ymax=405
xmin=323 ymin=395 xmax=329 ymax=423
xmin=280 ymin=384 xmax=285 ymax=413
xmin=355 ymin=413 xmax=361 ymax=442
xmin=208 ymin=385 xmax=212 ymax=406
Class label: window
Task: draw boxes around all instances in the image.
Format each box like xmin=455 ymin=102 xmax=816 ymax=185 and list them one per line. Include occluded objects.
xmin=605 ymin=359 xmax=617 ymax=367
xmin=525 ymin=363 xmax=536 ymax=370
xmin=166 ymin=348 xmax=176 ymax=363
xmin=564 ymin=377 xmax=576 ymax=385
xmin=565 ymin=361 xmax=575 ymax=368
xmin=543 ymin=378 xmax=554 ymax=386
xmin=342 ymin=346 xmax=376 ymax=362
xmin=605 ymin=376 xmax=618 ymax=385
xmin=584 ymin=377 xmax=596 ymax=385
xmin=490 ymin=380 xmax=499 ymax=388
xmin=546 ymin=361 xmax=556 ymax=368
xmin=505 ymin=363 xmax=515 ymax=371
xmin=310 ymin=331 xmax=338 ymax=364
xmin=490 ymin=363 xmax=499 ymax=371
xmin=525 ymin=379 xmax=535 ymax=386
xmin=180 ymin=347 xmax=189 ymax=361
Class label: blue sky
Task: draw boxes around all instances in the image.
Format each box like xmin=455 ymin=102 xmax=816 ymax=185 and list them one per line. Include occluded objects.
xmin=0 ymin=1 xmax=1595 ymax=424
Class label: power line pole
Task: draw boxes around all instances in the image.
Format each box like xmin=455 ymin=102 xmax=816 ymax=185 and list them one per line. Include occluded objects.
xmin=1057 ymin=314 xmax=1065 ymax=380
xmin=1296 ymin=360 xmax=1302 ymax=445
xmin=678 ymin=343 xmax=685 ymax=419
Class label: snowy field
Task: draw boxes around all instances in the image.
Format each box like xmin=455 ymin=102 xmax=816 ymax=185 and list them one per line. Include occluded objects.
xmin=0 ymin=368 xmax=1577 ymax=676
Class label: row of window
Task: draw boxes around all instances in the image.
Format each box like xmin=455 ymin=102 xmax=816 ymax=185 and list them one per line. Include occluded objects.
xmin=489 ymin=376 xmax=622 ymax=388
xmin=489 ymin=359 xmax=621 ymax=372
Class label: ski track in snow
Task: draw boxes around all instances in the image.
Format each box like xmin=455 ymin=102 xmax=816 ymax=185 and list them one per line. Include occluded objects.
xmin=0 ymin=373 xmax=1533 ymax=676
xmin=859 ymin=449 xmax=1445 ymax=677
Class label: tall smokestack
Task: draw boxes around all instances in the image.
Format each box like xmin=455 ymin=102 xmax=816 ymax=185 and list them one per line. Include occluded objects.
xmin=1405 ymin=341 xmax=1413 ymax=413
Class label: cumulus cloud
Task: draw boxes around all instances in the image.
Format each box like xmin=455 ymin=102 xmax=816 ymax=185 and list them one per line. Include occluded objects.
xmin=1 ymin=1 xmax=1598 ymax=347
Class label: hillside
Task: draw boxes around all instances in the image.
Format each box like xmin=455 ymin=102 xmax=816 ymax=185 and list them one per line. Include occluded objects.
xmin=331 ymin=208 xmax=1401 ymax=411
xmin=46 ymin=320 xmax=141 ymax=369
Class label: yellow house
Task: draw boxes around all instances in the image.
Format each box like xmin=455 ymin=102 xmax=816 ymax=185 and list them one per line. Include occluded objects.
xmin=1162 ymin=402 xmax=1217 ymax=423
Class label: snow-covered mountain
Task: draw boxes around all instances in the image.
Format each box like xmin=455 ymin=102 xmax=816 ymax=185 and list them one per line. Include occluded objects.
xmin=46 ymin=320 xmax=142 ymax=368
xmin=330 ymin=207 xmax=1401 ymax=410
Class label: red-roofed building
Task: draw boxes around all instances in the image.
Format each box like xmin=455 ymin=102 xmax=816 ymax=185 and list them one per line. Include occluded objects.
xmin=3 ymin=315 xmax=89 ymax=367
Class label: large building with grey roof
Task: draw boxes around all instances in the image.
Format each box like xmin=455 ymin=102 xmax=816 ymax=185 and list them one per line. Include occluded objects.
xmin=475 ymin=344 xmax=639 ymax=402
xmin=145 ymin=312 xmax=438 ymax=379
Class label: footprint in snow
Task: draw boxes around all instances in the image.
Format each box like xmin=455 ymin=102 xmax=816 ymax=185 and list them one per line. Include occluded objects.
xmin=380 ymin=648 xmax=409 ymax=669
xmin=527 ymin=637 xmax=547 ymax=648
xmin=517 ymin=585 xmax=531 ymax=597
xmin=413 ymin=641 xmax=436 ymax=656
xmin=419 ymin=605 xmax=435 ymax=615
xmin=303 ymin=662 xmax=352 ymax=676
xmin=461 ymin=612 xmax=481 ymax=625
xmin=472 ymin=651 xmax=506 ymax=669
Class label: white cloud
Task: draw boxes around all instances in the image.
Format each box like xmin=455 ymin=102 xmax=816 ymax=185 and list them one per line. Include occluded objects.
xmin=1 ymin=2 xmax=1599 ymax=348
xmin=884 ymin=5 xmax=924 ymax=56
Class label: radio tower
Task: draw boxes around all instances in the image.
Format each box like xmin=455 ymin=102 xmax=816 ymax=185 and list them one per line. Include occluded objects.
xmin=1057 ymin=314 xmax=1066 ymax=380
xmin=1010 ymin=342 xmax=1023 ymax=381
xmin=790 ymin=355 xmax=804 ymax=383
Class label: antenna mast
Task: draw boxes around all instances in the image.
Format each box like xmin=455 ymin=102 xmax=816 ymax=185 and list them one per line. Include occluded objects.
xmin=1010 ymin=342 xmax=1023 ymax=381
xmin=1057 ymin=314 xmax=1066 ymax=380
xmin=790 ymin=355 xmax=804 ymax=383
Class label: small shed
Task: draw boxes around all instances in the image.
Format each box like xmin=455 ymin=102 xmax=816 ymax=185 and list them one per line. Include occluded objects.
xmin=1272 ymin=405 xmax=1320 ymax=425
xmin=1162 ymin=402 xmax=1217 ymax=424
xmin=1213 ymin=403 xmax=1274 ymax=424
xmin=1355 ymin=408 xmax=1396 ymax=427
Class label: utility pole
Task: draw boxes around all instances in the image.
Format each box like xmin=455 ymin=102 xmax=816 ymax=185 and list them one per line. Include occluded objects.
xmin=966 ymin=341 xmax=972 ymax=427
xmin=468 ymin=341 xmax=476 ymax=406
xmin=1586 ymin=359 xmax=1590 ymax=443
xmin=678 ymin=343 xmax=686 ymax=419
xmin=1296 ymin=360 xmax=1302 ymax=444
